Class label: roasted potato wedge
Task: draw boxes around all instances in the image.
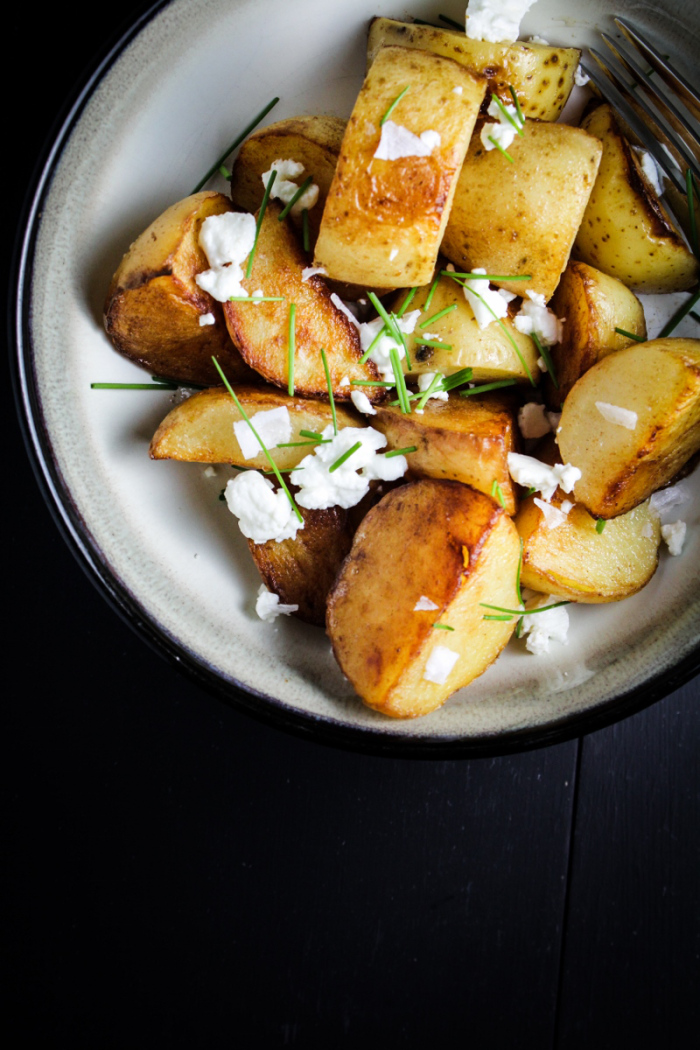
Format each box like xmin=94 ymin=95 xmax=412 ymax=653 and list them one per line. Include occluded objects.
xmin=574 ymin=105 xmax=700 ymax=294
xmin=372 ymin=393 xmax=519 ymax=513
xmin=516 ymin=493 xmax=660 ymax=602
xmin=327 ymin=479 xmax=520 ymax=719
xmin=314 ymin=45 xmax=486 ymax=289
xmin=368 ymin=17 xmax=579 ymax=122
xmin=223 ymin=201 xmax=383 ymax=398
xmin=545 ymin=260 xmax=647 ymax=406
xmin=557 ymin=338 xmax=700 ymax=518
xmin=149 ymin=385 xmax=358 ymax=468
xmin=104 ymin=192 xmax=255 ymax=386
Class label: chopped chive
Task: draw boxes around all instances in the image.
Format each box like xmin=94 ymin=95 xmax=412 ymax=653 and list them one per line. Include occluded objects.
xmin=352 ymin=380 xmax=395 ymax=387
xmin=278 ymin=176 xmax=313 ymax=222
xmin=90 ymin=382 xmax=176 ymax=390
xmin=689 ymin=311 xmax=700 ymax=324
xmin=614 ymin=326 xmax=645 ymax=342
xmin=441 ymin=367 xmax=474 ymax=392
xmin=508 ymin=85 xmax=524 ymax=125
xmin=460 ymin=379 xmax=518 ymax=396
xmin=424 ymin=275 xmax=441 ymax=311
xmin=595 ymin=518 xmax=606 ymax=534
xmin=329 ymin=440 xmax=362 ymax=473
xmin=380 ymin=85 xmax=410 ymax=126
xmin=659 ymin=289 xmax=700 ymax=337
xmin=491 ymin=479 xmax=506 ymax=508
xmin=396 ymin=286 xmax=418 ymax=318
xmin=433 ymin=622 xmax=455 ymax=630
xmin=359 ymin=322 xmax=387 ymax=365
xmin=484 ymin=614 xmax=515 ymax=621
xmin=491 ymin=92 xmax=524 ymax=135
xmin=320 ymin=348 xmax=337 ymax=435
xmin=532 ymin=332 xmax=558 ymax=389
xmin=191 ymin=96 xmax=280 ymax=193
xmin=211 ymin=356 xmax=302 ymax=522
xmin=487 ymin=136 xmax=515 ymax=163
xmin=218 ymin=164 xmax=231 ymax=179
xmin=525 ymin=486 xmax=537 ymax=497
xmin=415 ymin=372 xmax=445 ymax=410
xmin=466 ymin=287 xmax=535 ymax=385
xmin=228 ymin=296 xmax=285 ymax=302
xmin=276 ymin=440 xmax=326 ymax=448
xmin=687 ymin=169 xmax=698 ymax=256
xmin=367 ymin=291 xmax=400 ymax=344
xmin=439 ymin=13 xmax=463 ymax=30
xmin=416 ymin=338 xmax=453 ymax=351
xmin=386 ymin=445 xmax=417 ymax=458
xmin=515 ymin=537 xmax=524 ymax=609
xmin=480 ymin=600 xmax=569 ymax=616
xmin=302 ymin=209 xmax=310 ymax=252
xmin=441 ymin=270 xmax=532 ymax=281
xmin=390 ymin=345 xmax=411 ymax=414
xmin=419 ymin=303 xmax=457 ymax=329
xmin=246 ymin=169 xmax=277 ymax=279
xmin=299 ymin=430 xmax=324 ymax=440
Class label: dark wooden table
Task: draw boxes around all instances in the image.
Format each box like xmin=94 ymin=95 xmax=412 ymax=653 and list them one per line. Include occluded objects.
xmin=6 ymin=6 xmax=699 ymax=1045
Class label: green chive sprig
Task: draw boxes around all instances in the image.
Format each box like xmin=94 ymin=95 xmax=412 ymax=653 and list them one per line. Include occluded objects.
xmin=415 ymin=339 xmax=452 ymax=350
xmin=460 ymin=379 xmax=518 ymax=397
xmin=218 ymin=165 xmax=231 ymax=179
xmin=386 ymin=445 xmax=417 ymax=458
xmin=508 ymin=86 xmax=524 ymax=125
xmin=491 ymin=479 xmax=506 ymax=509
xmin=192 ymin=96 xmax=280 ymax=193
xmin=595 ymin=518 xmax=606 ymax=534
xmin=396 ymin=286 xmax=418 ymax=318
xmin=415 ymin=372 xmax=444 ymax=410
xmin=532 ymin=332 xmax=558 ymax=388
xmin=433 ymin=623 xmax=455 ymax=631
xmin=90 ymin=381 xmax=176 ymax=390
xmin=246 ymin=169 xmax=277 ymax=278
xmin=491 ymin=92 xmax=524 ymax=135
xmin=391 ymin=346 xmax=412 ymax=413
xmin=659 ymin=288 xmax=700 ymax=337
xmin=419 ymin=304 xmax=457 ymax=328
xmin=381 ymin=85 xmax=411 ymax=126
xmin=481 ymin=600 xmax=570 ymax=620
xmin=424 ymin=275 xmax=440 ymax=312
xmin=488 ymin=136 xmax=515 ymax=163
xmin=320 ymin=348 xmax=338 ymax=435
xmin=278 ymin=176 xmax=313 ymax=222
xmin=441 ymin=270 xmax=532 ymax=281
xmin=615 ymin=326 xmax=645 ymax=342
xmin=329 ymin=441 xmax=362 ymax=473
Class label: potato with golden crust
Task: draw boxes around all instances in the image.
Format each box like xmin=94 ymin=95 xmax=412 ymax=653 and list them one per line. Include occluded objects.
xmin=574 ymin=105 xmax=700 ymax=294
xmin=372 ymin=393 xmax=519 ymax=513
xmin=326 ymin=479 xmax=520 ymax=719
xmin=516 ymin=493 xmax=660 ymax=603
xmin=313 ymin=45 xmax=486 ymax=289
xmin=442 ymin=120 xmax=602 ymax=302
xmin=104 ymin=192 xmax=255 ymax=386
xmin=223 ymin=201 xmax=383 ymax=399
xmin=545 ymin=260 xmax=647 ymax=407
xmin=557 ymin=338 xmax=700 ymax=518
xmin=367 ymin=18 xmax=580 ymax=122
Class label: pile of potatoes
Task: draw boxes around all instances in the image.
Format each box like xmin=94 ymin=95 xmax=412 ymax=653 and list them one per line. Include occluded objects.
xmin=104 ymin=18 xmax=700 ymax=719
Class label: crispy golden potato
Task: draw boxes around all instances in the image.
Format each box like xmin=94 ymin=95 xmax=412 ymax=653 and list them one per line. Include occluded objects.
xmin=442 ymin=120 xmax=602 ymax=301
xmin=327 ymin=479 xmax=520 ymax=719
xmin=557 ymin=338 xmax=700 ymax=518
xmin=149 ymin=385 xmax=358 ymax=468
xmin=387 ymin=267 xmax=538 ymax=382
xmin=545 ymin=260 xmax=647 ymax=406
xmin=516 ymin=493 xmax=660 ymax=602
xmin=104 ymin=192 xmax=255 ymax=386
xmin=223 ymin=201 xmax=383 ymax=398
xmin=368 ymin=17 xmax=579 ymax=121
xmin=314 ymin=45 xmax=486 ymax=289
xmin=372 ymin=393 xmax=519 ymax=513
xmin=574 ymin=105 xmax=700 ymax=294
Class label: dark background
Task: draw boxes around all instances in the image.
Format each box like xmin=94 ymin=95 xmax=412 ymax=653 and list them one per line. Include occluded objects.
xmin=6 ymin=3 xmax=700 ymax=1046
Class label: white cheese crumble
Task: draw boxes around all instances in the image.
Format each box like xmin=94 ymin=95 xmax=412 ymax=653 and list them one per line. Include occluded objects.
xmin=507 ymin=452 xmax=581 ymax=501
xmin=261 ymin=158 xmax=319 ymax=214
xmin=573 ymin=64 xmax=590 ymax=87
xmin=480 ymin=97 xmax=525 ymax=154
xmin=330 ymin=292 xmax=361 ymax=329
xmin=649 ymin=482 xmax=691 ymax=517
xmin=513 ymin=290 xmax=564 ymax=345
xmin=301 ymin=266 xmax=327 ymax=282
xmin=289 ymin=425 xmax=407 ymax=510
xmin=520 ymin=597 xmax=570 ymax=656
xmin=661 ymin=520 xmax=687 ymax=556
xmin=198 ymin=312 xmax=216 ymax=326
xmin=359 ymin=309 xmax=421 ymax=381
xmin=528 ymin=34 xmax=549 ymax=45
xmin=374 ymin=121 xmax=441 ymax=161
xmin=225 ymin=471 xmax=303 ymax=544
xmin=423 ymin=645 xmax=459 ymax=685
xmin=233 ymin=406 xmax=292 ymax=460
xmin=465 ymin=0 xmax=536 ymax=44
xmin=195 ymin=211 xmax=257 ymax=302
xmin=534 ymin=497 xmax=571 ymax=530
xmin=255 ymin=584 xmax=299 ymax=621
xmin=518 ymin=402 xmax=550 ymax=439
xmin=203 ymin=466 xmax=217 ymax=478
xmin=414 ymin=596 xmax=439 ymax=612
xmin=632 ymin=147 xmax=664 ymax=197
xmin=595 ymin=401 xmax=638 ymax=430
xmin=418 ymin=372 xmax=448 ymax=402
xmin=339 ymin=376 xmax=351 ymax=388
xmin=350 ymin=390 xmax=377 ymax=416
xmin=463 ymin=268 xmax=510 ymax=329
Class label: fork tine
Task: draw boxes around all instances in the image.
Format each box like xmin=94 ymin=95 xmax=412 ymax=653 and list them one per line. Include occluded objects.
xmin=614 ymin=17 xmax=700 ymax=123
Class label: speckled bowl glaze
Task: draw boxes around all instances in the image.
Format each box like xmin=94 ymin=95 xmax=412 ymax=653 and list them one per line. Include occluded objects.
xmin=14 ymin=0 xmax=700 ymax=754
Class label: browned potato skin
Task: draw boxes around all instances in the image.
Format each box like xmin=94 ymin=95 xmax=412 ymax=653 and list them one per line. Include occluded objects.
xmin=368 ymin=18 xmax=579 ymax=121
xmin=574 ymin=105 xmax=700 ymax=294
xmin=372 ymin=393 xmax=519 ymax=513
xmin=149 ymin=385 xmax=358 ymax=468
xmin=558 ymin=338 xmax=700 ymax=518
xmin=104 ymin=192 xmax=255 ymax=386
xmin=516 ymin=493 xmax=660 ymax=603
xmin=223 ymin=201 xmax=383 ymax=399
xmin=327 ymin=480 xmax=520 ymax=719
xmin=545 ymin=260 xmax=647 ymax=407
xmin=314 ymin=46 xmax=487 ymax=289
xmin=442 ymin=120 xmax=602 ymax=301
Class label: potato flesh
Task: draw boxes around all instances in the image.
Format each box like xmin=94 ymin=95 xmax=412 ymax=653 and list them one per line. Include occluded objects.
xmin=367 ymin=18 xmax=580 ymax=122
xmin=314 ymin=45 xmax=486 ymax=289
xmin=557 ymin=338 xmax=700 ymax=518
xmin=442 ymin=120 xmax=603 ymax=301
xmin=326 ymin=480 xmax=520 ymax=718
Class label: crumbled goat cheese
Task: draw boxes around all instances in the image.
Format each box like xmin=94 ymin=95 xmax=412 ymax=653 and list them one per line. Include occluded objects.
xmin=463 ymin=268 xmax=510 ymax=329
xmin=330 ymin=292 xmax=361 ymax=329
xmin=225 ymin=471 xmax=303 ymax=544
xmin=518 ymin=402 xmax=550 ymax=439
xmin=650 ymin=481 xmax=691 ymax=517
xmin=301 ymin=266 xmax=327 ymax=282
xmin=203 ymin=466 xmax=217 ymax=478
xmin=350 ymin=390 xmax=377 ymax=416
xmin=261 ymin=158 xmax=319 ymax=214
xmin=418 ymin=372 xmax=448 ymax=402
xmin=595 ymin=401 xmax=638 ymax=430
xmin=290 ymin=425 xmax=407 ymax=510
xmin=466 ymin=0 xmax=536 ymax=44
xmin=514 ymin=290 xmax=564 ymax=345
xmin=414 ymin=596 xmax=439 ymax=612
xmin=423 ymin=645 xmax=459 ymax=685
xmin=359 ymin=309 xmax=421 ymax=381
xmin=528 ymin=34 xmax=549 ymax=44
xmin=547 ymin=411 xmax=561 ymax=432
xmin=453 ymin=85 xmax=464 ymax=95
xmin=374 ymin=121 xmax=441 ymax=161
xmin=480 ymin=97 xmax=524 ymax=154
xmin=573 ymin=64 xmax=590 ymax=87
xmin=255 ymin=584 xmax=299 ymax=622
xmin=534 ymin=497 xmax=569 ymax=530
xmin=195 ymin=211 xmax=257 ymax=302
xmin=252 ymin=289 xmax=265 ymax=303
xmin=537 ymin=357 xmax=547 ymax=372
xmin=661 ymin=520 xmax=687 ymax=556
xmin=339 ymin=376 xmax=351 ymax=387
xmin=520 ymin=598 xmax=570 ymax=656
xmin=632 ymin=146 xmax=664 ymax=197
xmin=199 ymin=312 xmax=216 ymax=326
xmin=507 ymin=452 xmax=581 ymax=501
xmin=233 ymin=406 xmax=292 ymax=460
